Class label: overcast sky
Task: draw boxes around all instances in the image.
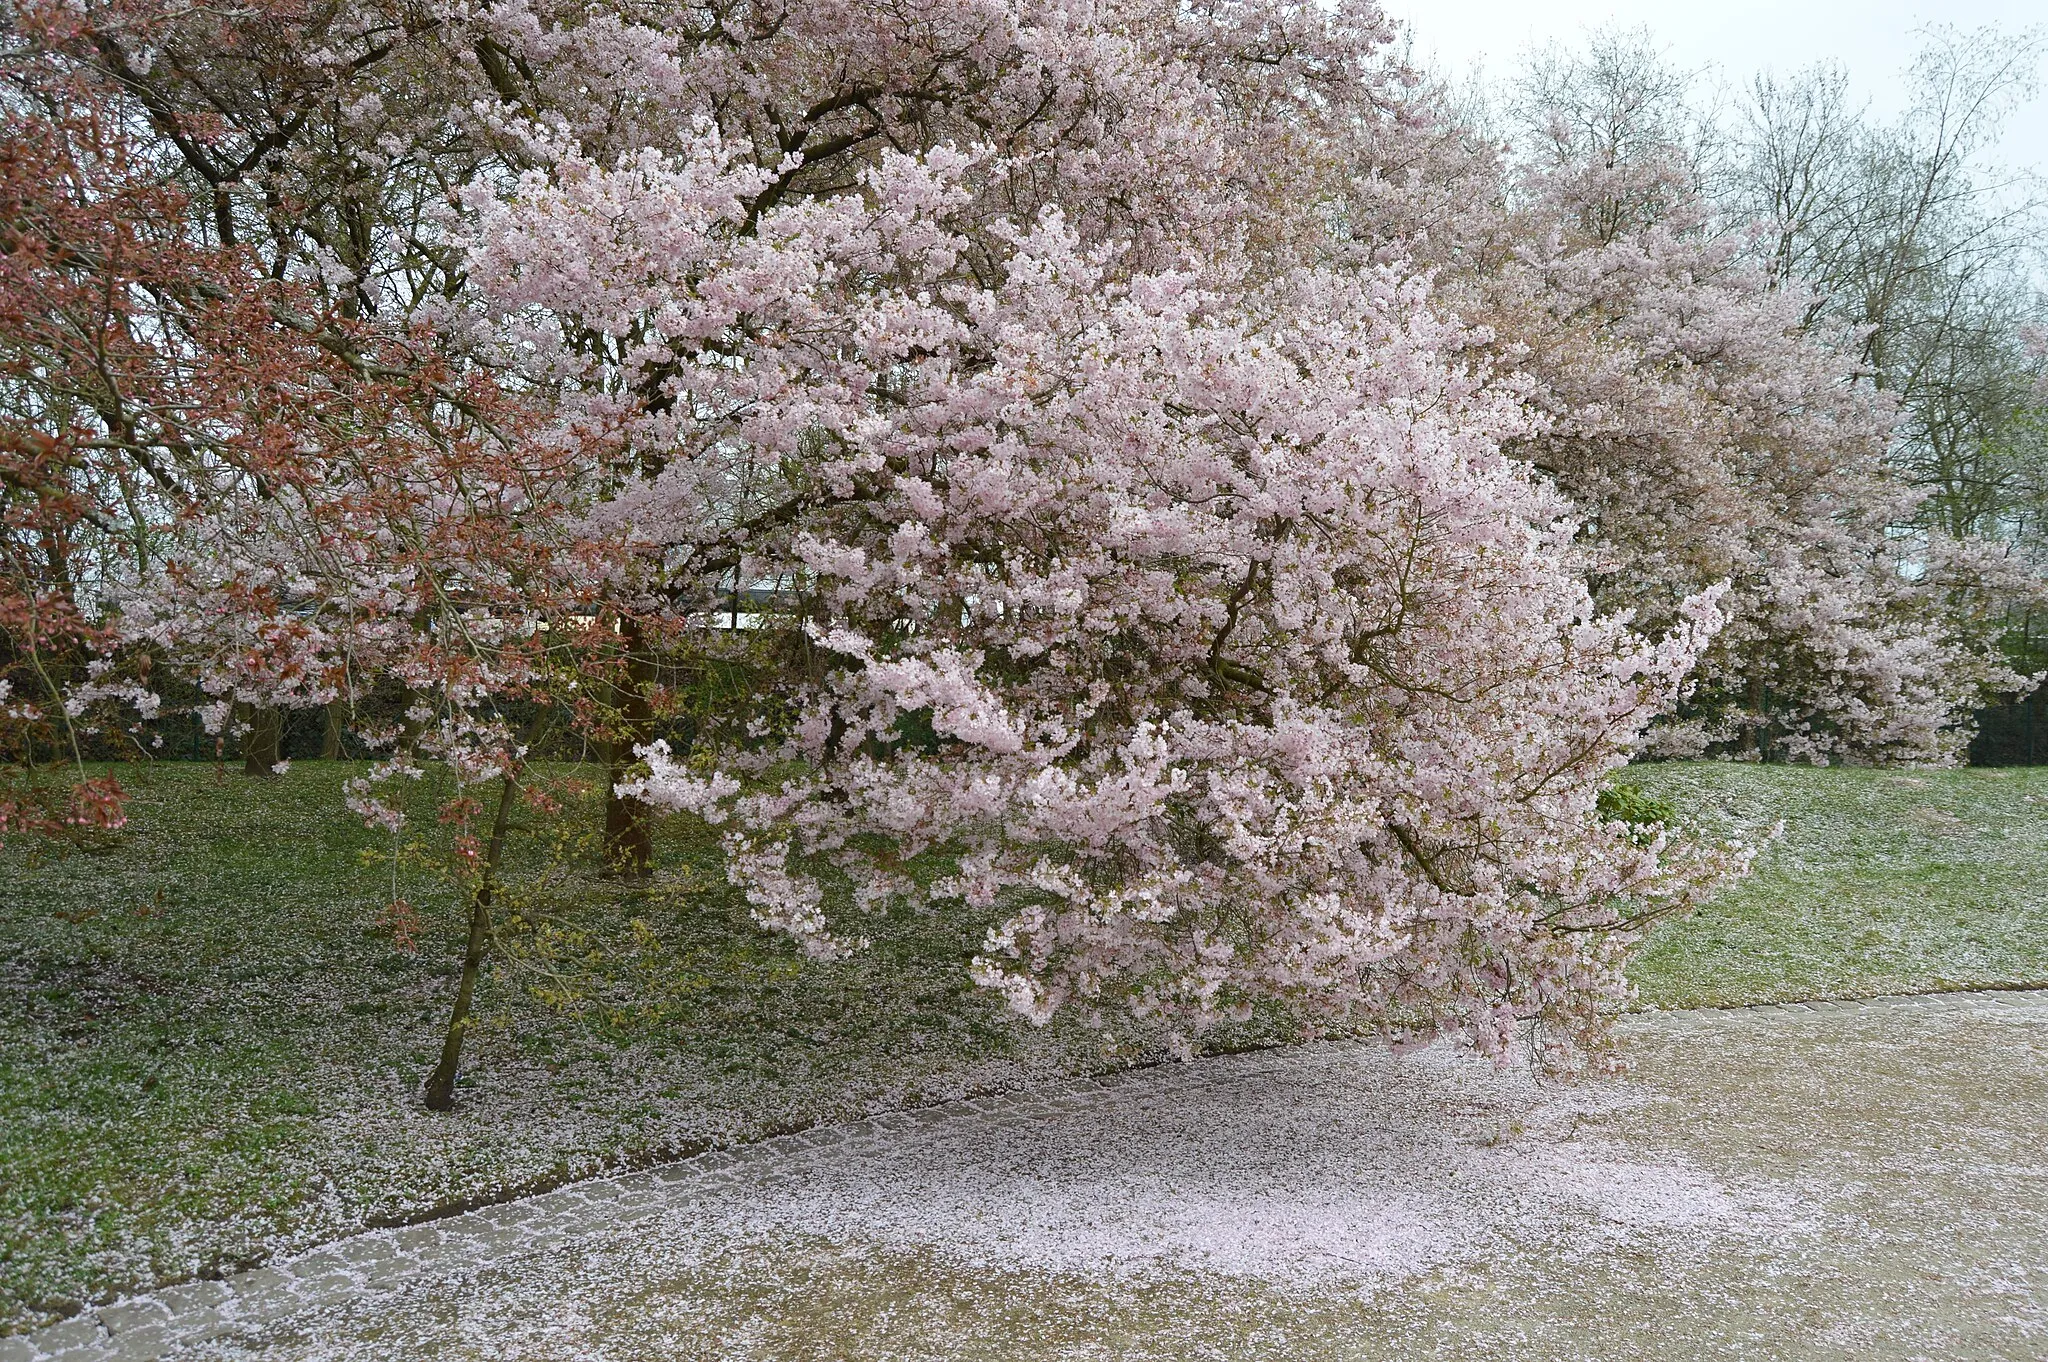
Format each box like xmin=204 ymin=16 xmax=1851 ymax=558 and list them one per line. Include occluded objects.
xmin=1379 ymin=0 xmax=2048 ymax=173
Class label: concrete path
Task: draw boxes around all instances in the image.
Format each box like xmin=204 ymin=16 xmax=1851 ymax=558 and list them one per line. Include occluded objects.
xmin=12 ymin=990 xmax=2046 ymax=1361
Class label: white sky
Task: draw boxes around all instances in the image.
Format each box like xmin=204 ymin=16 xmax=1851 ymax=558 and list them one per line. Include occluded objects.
xmin=1380 ymin=0 xmax=2048 ymax=173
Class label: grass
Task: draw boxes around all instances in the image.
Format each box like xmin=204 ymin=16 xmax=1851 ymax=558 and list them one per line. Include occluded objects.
xmin=1627 ymin=763 xmax=2048 ymax=1008
xmin=0 ymin=762 xmax=1110 ymax=1334
xmin=2 ymin=759 xmax=2045 ymax=1333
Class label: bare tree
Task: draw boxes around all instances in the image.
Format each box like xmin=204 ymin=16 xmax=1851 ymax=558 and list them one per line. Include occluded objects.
xmin=1726 ymin=28 xmax=2048 ymax=545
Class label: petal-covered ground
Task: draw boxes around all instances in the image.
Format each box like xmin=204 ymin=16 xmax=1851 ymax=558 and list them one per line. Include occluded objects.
xmin=18 ymin=990 xmax=2047 ymax=1361
xmin=11 ymin=762 xmax=2045 ymax=1333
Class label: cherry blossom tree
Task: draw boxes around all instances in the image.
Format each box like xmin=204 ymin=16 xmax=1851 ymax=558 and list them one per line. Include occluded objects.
xmin=1493 ymin=153 xmax=2012 ymax=764
xmin=463 ymin=40 xmax=1747 ymax=1055
xmin=1330 ymin=35 xmax=2029 ymax=763
xmin=435 ymin=0 xmax=1428 ymax=867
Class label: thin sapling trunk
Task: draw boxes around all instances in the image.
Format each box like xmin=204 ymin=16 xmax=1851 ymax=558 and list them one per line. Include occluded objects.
xmin=423 ymin=765 xmax=521 ymax=1112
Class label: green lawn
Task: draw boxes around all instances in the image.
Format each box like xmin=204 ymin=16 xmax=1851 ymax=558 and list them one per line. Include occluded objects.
xmin=1627 ymin=763 xmax=2048 ymax=1008
xmin=2 ymin=759 xmax=2045 ymax=1333
xmin=0 ymin=763 xmax=1101 ymax=1333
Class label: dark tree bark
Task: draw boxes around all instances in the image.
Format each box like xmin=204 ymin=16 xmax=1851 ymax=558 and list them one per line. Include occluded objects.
xmin=239 ymin=703 xmax=282 ymax=776
xmin=603 ymin=618 xmax=656 ymax=881
xmin=320 ymin=700 xmax=345 ymax=760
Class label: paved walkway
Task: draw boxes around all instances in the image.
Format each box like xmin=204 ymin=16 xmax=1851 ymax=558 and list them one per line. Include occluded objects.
xmin=12 ymin=990 xmax=2047 ymax=1361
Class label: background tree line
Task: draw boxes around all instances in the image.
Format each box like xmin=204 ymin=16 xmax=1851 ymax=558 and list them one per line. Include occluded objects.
xmin=1486 ymin=26 xmax=2048 ymax=758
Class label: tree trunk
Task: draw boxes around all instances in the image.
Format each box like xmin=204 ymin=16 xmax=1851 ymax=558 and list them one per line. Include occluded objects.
xmin=603 ymin=618 xmax=656 ymax=881
xmin=424 ymin=767 xmax=520 ymax=1112
xmin=239 ymin=703 xmax=283 ymax=777
xmin=320 ymin=701 xmax=345 ymax=760
xmin=1746 ymin=675 xmax=1767 ymax=760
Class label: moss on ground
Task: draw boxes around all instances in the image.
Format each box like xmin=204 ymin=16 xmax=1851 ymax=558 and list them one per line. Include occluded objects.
xmin=3 ymin=759 xmax=2044 ymax=1331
